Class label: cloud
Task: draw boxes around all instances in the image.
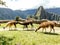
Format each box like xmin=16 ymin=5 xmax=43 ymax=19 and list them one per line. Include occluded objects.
xmin=44 ymin=0 xmax=60 ymax=8
xmin=2 ymin=0 xmax=60 ymax=10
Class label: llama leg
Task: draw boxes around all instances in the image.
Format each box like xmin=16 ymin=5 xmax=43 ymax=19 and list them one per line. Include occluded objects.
xmin=53 ymin=28 xmax=55 ymax=33
xmin=51 ymin=26 xmax=55 ymax=33
xmin=23 ymin=26 xmax=25 ymax=30
xmin=23 ymin=25 xmax=27 ymax=30
xmin=50 ymin=27 xmax=52 ymax=33
xmin=26 ymin=25 xmax=28 ymax=30
xmin=52 ymin=26 xmax=55 ymax=33
xmin=42 ymin=28 xmax=46 ymax=32
xmin=9 ymin=25 xmax=12 ymax=30
xmin=45 ymin=28 xmax=46 ymax=32
xmin=31 ymin=23 xmax=33 ymax=29
xmin=42 ymin=28 xmax=44 ymax=32
xmin=8 ymin=25 xmax=10 ymax=30
xmin=14 ymin=23 xmax=17 ymax=30
xmin=35 ymin=26 xmax=41 ymax=32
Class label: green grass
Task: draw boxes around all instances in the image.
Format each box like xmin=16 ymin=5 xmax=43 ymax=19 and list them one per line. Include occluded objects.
xmin=0 ymin=23 xmax=60 ymax=45
xmin=0 ymin=31 xmax=60 ymax=45
xmin=0 ymin=23 xmax=39 ymax=29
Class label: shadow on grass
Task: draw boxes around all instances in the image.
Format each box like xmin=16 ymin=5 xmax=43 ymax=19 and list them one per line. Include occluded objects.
xmin=22 ymin=28 xmax=35 ymax=31
xmin=23 ymin=29 xmax=35 ymax=31
xmin=8 ymin=29 xmax=18 ymax=31
xmin=9 ymin=30 xmax=18 ymax=31
xmin=43 ymin=32 xmax=59 ymax=35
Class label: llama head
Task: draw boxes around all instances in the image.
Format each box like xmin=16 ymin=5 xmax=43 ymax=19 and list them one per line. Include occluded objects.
xmin=3 ymin=27 xmax=5 ymax=29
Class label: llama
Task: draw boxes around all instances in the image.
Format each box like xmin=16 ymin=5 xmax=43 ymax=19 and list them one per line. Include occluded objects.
xmin=21 ymin=18 xmax=34 ymax=29
xmin=3 ymin=20 xmax=33 ymax=30
xmin=35 ymin=21 xmax=57 ymax=33
xmin=3 ymin=20 xmax=17 ymax=30
xmin=18 ymin=21 xmax=33 ymax=29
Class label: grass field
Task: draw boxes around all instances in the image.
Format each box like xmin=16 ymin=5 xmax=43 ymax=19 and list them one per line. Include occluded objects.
xmin=0 ymin=23 xmax=60 ymax=45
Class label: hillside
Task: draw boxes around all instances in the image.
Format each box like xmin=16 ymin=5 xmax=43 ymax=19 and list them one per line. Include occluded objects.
xmin=0 ymin=7 xmax=60 ymax=20
xmin=46 ymin=8 xmax=60 ymax=15
xmin=35 ymin=6 xmax=60 ymax=20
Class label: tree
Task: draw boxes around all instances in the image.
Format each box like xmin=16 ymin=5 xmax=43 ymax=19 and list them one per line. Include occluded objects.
xmin=0 ymin=0 xmax=7 ymax=6
xmin=15 ymin=16 xmax=20 ymax=21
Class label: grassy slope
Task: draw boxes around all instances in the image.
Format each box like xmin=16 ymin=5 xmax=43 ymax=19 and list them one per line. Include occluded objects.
xmin=0 ymin=31 xmax=60 ymax=45
xmin=0 ymin=23 xmax=60 ymax=45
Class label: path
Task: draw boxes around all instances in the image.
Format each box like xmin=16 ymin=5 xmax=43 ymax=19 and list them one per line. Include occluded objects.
xmin=0 ymin=27 xmax=60 ymax=33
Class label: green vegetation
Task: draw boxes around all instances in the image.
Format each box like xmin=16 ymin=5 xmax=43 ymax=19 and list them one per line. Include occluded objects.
xmin=0 ymin=31 xmax=60 ymax=45
xmin=15 ymin=16 xmax=20 ymax=21
xmin=0 ymin=1 xmax=60 ymax=45
xmin=0 ymin=23 xmax=60 ymax=45
xmin=0 ymin=7 xmax=60 ymax=20
xmin=0 ymin=0 xmax=6 ymax=6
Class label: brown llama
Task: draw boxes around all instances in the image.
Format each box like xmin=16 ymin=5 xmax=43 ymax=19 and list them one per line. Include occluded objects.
xmin=3 ymin=20 xmax=33 ymax=30
xmin=18 ymin=21 xmax=33 ymax=29
xmin=35 ymin=21 xmax=57 ymax=33
xmin=3 ymin=20 xmax=18 ymax=30
xmin=21 ymin=18 xmax=34 ymax=29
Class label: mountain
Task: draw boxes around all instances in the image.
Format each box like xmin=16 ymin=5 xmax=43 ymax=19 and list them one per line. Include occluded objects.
xmin=0 ymin=8 xmax=18 ymax=20
xmin=15 ymin=9 xmax=36 ymax=18
xmin=0 ymin=8 xmax=29 ymax=19
xmin=35 ymin=6 xmax=60 ymax=21
xmin=0 ymin=8 xmax=36 ymax=20
xmin=35 ymin=6 xmax=47 ymax=19
xmin=46 ymin=8 xmax=60 ymax=15
xmin=0 ymin=7 xmax=60 ymax=20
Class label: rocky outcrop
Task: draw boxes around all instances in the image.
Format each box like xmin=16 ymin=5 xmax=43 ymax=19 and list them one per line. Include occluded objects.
xmin=35 ymin=6 xmax=60 ymax=21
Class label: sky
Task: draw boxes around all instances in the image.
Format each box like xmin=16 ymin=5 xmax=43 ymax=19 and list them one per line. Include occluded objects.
xmin=1 ymin=0 xmax=60 ymax=10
